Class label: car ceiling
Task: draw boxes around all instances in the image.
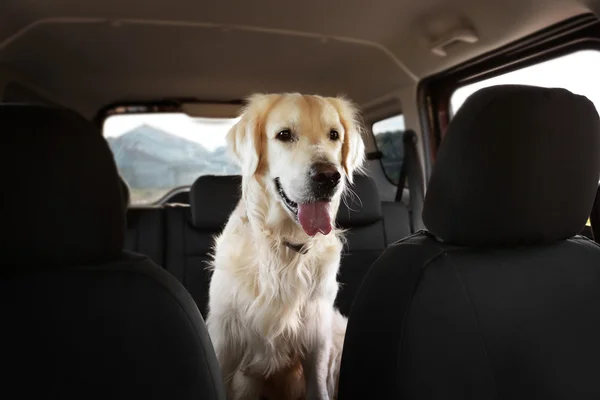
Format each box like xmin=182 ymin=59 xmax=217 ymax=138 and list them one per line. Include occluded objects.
xmin=0 ymin=0 xmax=595 ymax=118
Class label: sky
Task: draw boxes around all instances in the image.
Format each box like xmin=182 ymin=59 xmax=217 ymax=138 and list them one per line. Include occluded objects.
xmin=372 ymin=114 xmax=406 ymax=135
xmin=451 ymin=49 xmax=600 ymax=114
xmin=103 ymin=49 xmax=600 ymax=148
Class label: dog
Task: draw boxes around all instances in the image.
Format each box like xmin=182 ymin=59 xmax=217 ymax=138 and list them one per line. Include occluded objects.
xmin=206 ymin=93 xmax=365 ymax=400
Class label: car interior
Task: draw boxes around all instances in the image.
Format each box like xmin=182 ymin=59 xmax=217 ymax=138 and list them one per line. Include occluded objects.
xmin=2 ymin=0 xmax=600 ymax=398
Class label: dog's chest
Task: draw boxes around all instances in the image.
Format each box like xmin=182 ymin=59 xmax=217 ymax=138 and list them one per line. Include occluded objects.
xmin=251 ymin=268 xmax=319 ymax=336
xmin=242 ymin=256 xmax=328 ymax=340
xmin=242 ymin=294 xmax=316 ymax=376
xmin=226 ymin=241 xmax=341 ymax=375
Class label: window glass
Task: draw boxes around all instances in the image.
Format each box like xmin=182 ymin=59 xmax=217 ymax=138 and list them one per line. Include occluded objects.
xmin=451 ymin=50 xmax=600 ymax=115
xmin=372 ymin=114 xmax=406 ymax=185
xmin=103 ymin=112 xmax=240 ymax=205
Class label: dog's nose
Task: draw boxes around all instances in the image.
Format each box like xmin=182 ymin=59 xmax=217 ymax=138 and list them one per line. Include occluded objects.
xmin=310 ymin=162 xmax=341 ymax=190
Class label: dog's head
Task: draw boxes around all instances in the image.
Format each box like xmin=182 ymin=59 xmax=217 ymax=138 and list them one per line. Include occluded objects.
xmin=226 ymin=93 xmax=365 ymax=237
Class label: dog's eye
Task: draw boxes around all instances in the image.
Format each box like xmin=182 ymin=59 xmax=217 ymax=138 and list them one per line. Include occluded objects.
xmin=329 ymin=129 xmax=339 ymax=141
xmin=276 ymin=129 xmax=293 ymax=142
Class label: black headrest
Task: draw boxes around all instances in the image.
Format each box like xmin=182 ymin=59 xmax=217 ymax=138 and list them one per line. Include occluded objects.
xmin=164 ymin=190 xmax=190 ymax=205
xmin=337 ymin=174 xmax=382 ymax=228
xmin=190 ymin=175 xmax=242 ymax=230
xmin=1 ymin=104 xmax=125 ymax=266
xmin=423 ymin=85 xmax=600 ymax=246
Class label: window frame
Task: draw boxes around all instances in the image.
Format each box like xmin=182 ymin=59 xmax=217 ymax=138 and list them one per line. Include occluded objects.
xmin=371 ymin=113 xmax=407 ymax=187
xmin=417 ymin=13 xmax=600 ymax=179
xmin=99 ymin=102 xmax=242 ymax=206
xmin=94 ymin=101 xmax=183 ymax=128
xmin=94 ymin=99 xmax=245 ymax=127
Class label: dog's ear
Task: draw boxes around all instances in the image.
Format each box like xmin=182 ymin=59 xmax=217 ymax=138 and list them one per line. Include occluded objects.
xmin=227 ymin=94 xmax=277 ymax=176
xmin=327 ymin=96 xmax=366 ymax=184
xmin=226 ymin=115 xmax=260 ymax=176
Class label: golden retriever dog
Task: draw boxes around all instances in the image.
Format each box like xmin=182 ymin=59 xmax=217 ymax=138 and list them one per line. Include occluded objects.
xmin=206 ymin=93 xmax=365 ymax=400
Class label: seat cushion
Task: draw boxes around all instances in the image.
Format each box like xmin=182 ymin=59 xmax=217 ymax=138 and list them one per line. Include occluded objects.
xmin=339 ymin=233 xmax=600 ymax=400
xmin=335 ymin=174 xmax=389 ymax=315
xmin=381 ymin=201 xmax=411 ymax=244
xmin=1 ymin=252 xmax=225 ymax=399
xmin=164 ymin=204 xmax=215 ymax=318
xmin=125 ymin=207 xmax=165 ymax=265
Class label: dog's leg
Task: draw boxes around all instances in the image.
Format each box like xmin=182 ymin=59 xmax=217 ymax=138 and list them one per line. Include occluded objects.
xmin=326 ymin=310 xmax=347 ymax=399
xmin=325 ymin=346 xmax=338 ymax=398
xmin=303 ymin=303 xmax=334 ymax=400
xmin=303 ymin=337 xmax=332 ymax=400
xmin=207 ymin=314 xmax=245 ymax=395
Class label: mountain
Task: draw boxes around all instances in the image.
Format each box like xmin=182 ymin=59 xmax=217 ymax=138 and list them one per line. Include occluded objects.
xmin=107 ymin=124 xmax=240 ymax=189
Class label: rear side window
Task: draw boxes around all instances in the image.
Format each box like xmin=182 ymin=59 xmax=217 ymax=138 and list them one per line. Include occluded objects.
xmin=451 ymin=49 xmax=600 ymax=116
xmin=372 ymin=114 xmax=406 ymax=185
xmin=103 ymin=112 xmax=240 ymax=205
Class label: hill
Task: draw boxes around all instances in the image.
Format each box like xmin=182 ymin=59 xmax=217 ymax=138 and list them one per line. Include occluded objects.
xmin=106 ymin=124 xmax=240 ymax=189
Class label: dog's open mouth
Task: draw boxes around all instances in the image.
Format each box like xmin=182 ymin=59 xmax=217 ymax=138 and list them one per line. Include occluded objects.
xmin=275 ymin=178 xmax=332 ymax=237
xmin=275 ymin=178 xmax=299 ymax=215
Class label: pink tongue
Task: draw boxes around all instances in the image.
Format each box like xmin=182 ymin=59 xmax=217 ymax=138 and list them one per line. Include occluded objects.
xmin=298 ymin=202 xmax=332 ymax=236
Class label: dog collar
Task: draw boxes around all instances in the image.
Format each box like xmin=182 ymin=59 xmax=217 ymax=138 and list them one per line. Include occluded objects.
xmin=283 ymin=241 xmax=309 ymax=255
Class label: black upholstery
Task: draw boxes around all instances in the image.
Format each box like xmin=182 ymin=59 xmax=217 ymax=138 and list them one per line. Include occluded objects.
xmin=126 ymin=207 xmax=166 ymax=265
xmin=164 ymin=203 xmax=213 ymax=318
xmin=337 ymin=175 xmax=382 ymax=228
xmin=396 ymin=129 xmax=425 ymax=232
xmin=163 ymin=175 xmax=241 ymax=318
xmin=0 ymin=104 xmax=225 ymax=400
xmin=120 ymin=177 xmax=166 ymax=265
xmin=336 ymin=174 xmax=409 ymax=315
xmin=164 ymin=189 xmax=190 ymax=204
xmin=592 ymin=186 xmax=600 ymax=242
xmin=338 ymin=85 xmax=600 ymax=400
xmin=190 ymin=175 xmax=242 ymax=229
xmin=381 ymin=201 xmax=412 ymax=243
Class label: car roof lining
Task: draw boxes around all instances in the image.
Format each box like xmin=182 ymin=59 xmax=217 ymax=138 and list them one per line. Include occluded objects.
xmin=0 ymin=0 xmax=596 ymax=118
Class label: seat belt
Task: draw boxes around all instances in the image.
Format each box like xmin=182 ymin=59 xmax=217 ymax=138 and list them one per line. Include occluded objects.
xmin=394 ymin=130 xmax=425 ymax=232
xmin=395 ymin=151 xmax=409 ymax=203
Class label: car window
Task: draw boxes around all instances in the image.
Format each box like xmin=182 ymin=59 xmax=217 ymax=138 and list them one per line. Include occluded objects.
xmin=451 ymin=49 xmax=600 ymax=116
xmin=103 ymin=112 xmax=240 ymax=205
xmin=372 ymin=114 xmax=406 ymax=186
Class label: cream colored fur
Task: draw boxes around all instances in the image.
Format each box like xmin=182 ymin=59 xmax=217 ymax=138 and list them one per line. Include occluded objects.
xmin=206 ymin=93 xmax=365 ymax=400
